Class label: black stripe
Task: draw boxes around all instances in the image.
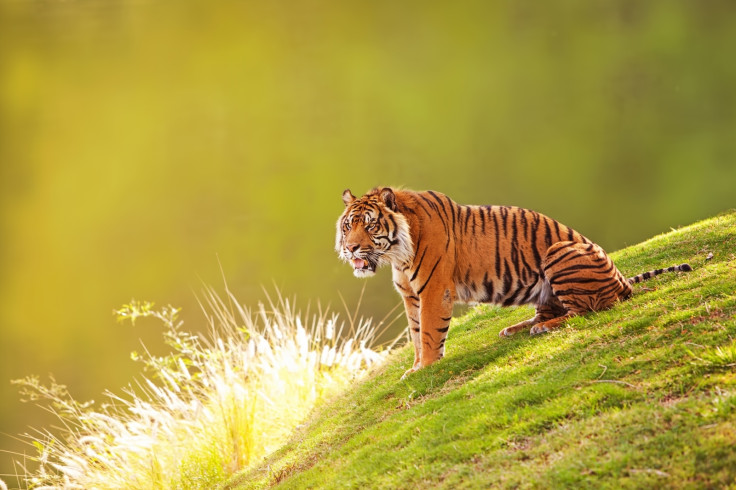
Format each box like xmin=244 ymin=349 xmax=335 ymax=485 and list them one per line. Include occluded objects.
xmin=417 ymin=257 xmax=443 ymax=295
xmin=519 ymin=251 xmax=533 ymax=283
xmin=503 ymin=288 xmax=520 ymax=306
xmin=529 ymin=212 xmax=542 ymax=267
xmin=437 ymin=326 xmax=450 ymax=333
xmin=440 ymin=316 xmax=452 ymax=322
xmin=543 ymin=218 xmax=553 ymax=249
xmin=519 ymin=285 xmax=536 ymax=305
xmin=519 ymin=210 xmax=529 ymax=241
xmin=410 ymin=246 xmax=428 ymax=282
xmin=419 ymin=194 xmax=439 ymax=214
xmin=425 ymin=192 xmax=451 ymax=249
xmin=428 ymin=191 xmax=451 ymax=223
xmin=553 ymin=287 xmax=596 ymax=296
xmin=397 ymin=200 xmax=417 ymax=216
xmin=483 ymin=272 xmax=495 ymax=301
xmin=503 ymin=258 xmax=513 ymax=292
xmin=510 ymin=214 xmax=522 ymax=279
xmin=414 ymin=235 xmax=423 ymax=258
xmin=555 ymin=261 xmax=615 ymax=277
xmin=415 ymin=198 xmax=435 ymax=218
xmin=445 ymin=194 xmax=458 ymax=232
xmin=544 ymin=248 xmax=579 ymax=270
xmin=597 ymin=280 xmax=626 ymax=296
xmin=554 ymin=260 xmax=616 ymax=280
xmin=510 ymin=245 xmax=521 ymax=281
xmin=493 ymin=211 xmax=502 ymax=279
xmin=387 ymin=214 xmax=398 ymax=244
xmin=553 ymin=275 xmax=619 ymax=286
xmin=374 ymin=233 xmax=393 ymax=245
xmin=552 ymin=269 xmax=613 ymax=284
xmin=499 ymin=206 xmax=509 ymax=234
xmin=454 ymin=202 xmax=462 ymax=233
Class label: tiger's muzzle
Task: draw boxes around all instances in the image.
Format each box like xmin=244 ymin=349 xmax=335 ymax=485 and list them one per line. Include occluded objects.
xmin=347 ymin=254 xmax=377 ymax=277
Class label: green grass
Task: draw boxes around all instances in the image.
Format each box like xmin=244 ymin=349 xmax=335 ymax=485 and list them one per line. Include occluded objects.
xmin=228 ymin=210 xmax=736 ymax=489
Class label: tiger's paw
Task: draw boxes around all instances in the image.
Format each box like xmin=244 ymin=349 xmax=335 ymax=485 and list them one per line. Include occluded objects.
xmin=401 ymin=367 xmax=419 ymax=380
xmin=498 ymin=327 xmax=516 ymax=338
xmin=529 ymin=324 xmax=550 ymax=336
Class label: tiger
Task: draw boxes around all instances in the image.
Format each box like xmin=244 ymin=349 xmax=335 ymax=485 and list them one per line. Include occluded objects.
xmin=336 ymin=187 xmax=692 ymax=378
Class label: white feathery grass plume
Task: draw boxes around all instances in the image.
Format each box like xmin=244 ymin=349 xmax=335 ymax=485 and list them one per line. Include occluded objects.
xmin=12 ymin=287 xmax=403 ymax=489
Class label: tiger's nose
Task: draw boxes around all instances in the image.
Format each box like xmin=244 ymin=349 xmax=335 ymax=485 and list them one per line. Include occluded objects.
xmin=346 ymin=243 xmax=360 ymax=253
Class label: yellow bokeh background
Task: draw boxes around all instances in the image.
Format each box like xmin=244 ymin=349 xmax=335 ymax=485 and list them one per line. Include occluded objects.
xmin=1 ymin=0 xmax=735 ymax=477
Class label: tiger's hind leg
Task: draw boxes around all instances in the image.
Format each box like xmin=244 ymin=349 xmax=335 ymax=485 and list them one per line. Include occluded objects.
xmin=529 ymin=313 xmax=575 ymax=335
xmin=499 ymin=298 xmax=567 ymax=337
xmin=529 ymin=241 xmax=632 ymax=335
xmin=498 ymin=316 xmax=537 ymax=337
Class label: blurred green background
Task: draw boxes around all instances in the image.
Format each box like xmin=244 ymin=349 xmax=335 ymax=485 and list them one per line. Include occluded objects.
xmin=1 ymin=0 xmax=735 ymax=479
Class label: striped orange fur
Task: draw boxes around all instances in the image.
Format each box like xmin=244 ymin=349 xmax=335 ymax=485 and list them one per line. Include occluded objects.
xmin=336 ymin=188 xmax=692 ymax=378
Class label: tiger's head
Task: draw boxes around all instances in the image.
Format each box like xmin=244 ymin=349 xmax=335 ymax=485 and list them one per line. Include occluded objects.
xmin=336 ymin=187 xmax=413 ymax=278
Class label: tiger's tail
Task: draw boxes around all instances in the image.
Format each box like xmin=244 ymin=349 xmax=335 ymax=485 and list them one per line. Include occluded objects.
xmin=628 ymin=263 xmax=692 ymax=284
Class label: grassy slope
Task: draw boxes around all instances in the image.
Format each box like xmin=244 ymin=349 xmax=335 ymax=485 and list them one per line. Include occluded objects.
xmin=230 ymin=211 xmax=736 ymax=489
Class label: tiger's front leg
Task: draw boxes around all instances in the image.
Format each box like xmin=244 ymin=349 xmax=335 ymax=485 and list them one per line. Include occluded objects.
xmin=393 ymin=268 xmax=422 ymax=374
xmin=402 ymin=283 xmax=455 ymax=378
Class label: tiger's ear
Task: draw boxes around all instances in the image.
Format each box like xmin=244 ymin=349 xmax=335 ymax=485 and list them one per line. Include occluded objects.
xmin=342 ymin=189 xmax=356 ymax=206
xmin=380 ymin=187 xmax=397 ymax=211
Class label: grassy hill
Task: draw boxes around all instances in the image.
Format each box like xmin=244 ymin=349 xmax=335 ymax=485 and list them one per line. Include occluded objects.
xmin=228 ymin=211 xmax=736 ymax=489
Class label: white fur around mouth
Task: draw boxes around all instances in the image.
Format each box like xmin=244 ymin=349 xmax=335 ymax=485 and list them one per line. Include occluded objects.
xmin=353 ymin=267 xmax=376 ymax=278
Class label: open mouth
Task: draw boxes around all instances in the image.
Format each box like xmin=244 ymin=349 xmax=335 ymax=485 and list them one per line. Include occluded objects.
xmin=351 ymin=258 xmax=376 ymax=273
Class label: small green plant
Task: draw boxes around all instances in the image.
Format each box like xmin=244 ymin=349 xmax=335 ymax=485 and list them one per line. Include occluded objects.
xmin=10 ymin=287 xmax=400 ymax=489
xmin=687 ymin=340 xmax=736 ymax=369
